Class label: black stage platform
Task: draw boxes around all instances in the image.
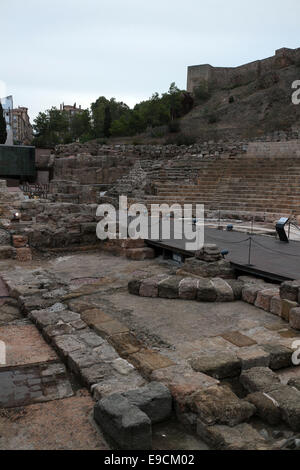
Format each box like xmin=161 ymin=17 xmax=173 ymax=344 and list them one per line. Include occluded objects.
xmin=146 ymin=227 xmax=300 ymax=282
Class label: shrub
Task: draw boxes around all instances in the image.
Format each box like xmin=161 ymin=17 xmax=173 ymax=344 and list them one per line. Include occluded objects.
xmin=194 ymin=84 xmax=211 ymax=103
xmin=168 ymin=119 xmax=180 ymax=133
xmin=229 ymin=96 xmax=235 ymax=103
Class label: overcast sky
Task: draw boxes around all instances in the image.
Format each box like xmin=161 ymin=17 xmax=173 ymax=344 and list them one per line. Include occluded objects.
xmin=1 ymin=0 xmax=300 ymax=121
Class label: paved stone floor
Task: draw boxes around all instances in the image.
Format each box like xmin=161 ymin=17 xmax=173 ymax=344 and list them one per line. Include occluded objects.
xmin=1 ymin=251 xmax=300 ymax=449
xmin=0 ymin=268 xmax=109 ymax=450
xmin=34 ymin=252 xmax=298 ymax=365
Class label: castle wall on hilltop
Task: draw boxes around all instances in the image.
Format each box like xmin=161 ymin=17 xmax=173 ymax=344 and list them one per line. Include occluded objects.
xmin=187 ymin=47 xmax=300 ymax=93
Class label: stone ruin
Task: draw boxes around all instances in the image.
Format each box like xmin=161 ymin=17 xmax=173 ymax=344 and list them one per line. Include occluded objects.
xmin=3 ymin=134 xmax=300 ymax=451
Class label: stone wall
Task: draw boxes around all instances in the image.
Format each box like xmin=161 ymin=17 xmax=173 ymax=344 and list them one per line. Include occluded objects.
xmin=187 ymin=46 xmax=300 ymax=93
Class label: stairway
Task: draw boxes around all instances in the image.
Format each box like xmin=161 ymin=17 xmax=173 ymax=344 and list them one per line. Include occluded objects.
xmin=127 ymin=154 xmax=300 ymax=219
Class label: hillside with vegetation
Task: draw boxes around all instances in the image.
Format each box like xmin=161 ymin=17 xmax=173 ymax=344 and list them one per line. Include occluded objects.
xmin=180 ymin=60 xmax=300 ymax=140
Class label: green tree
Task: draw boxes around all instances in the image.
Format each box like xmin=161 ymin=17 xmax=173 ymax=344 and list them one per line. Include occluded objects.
xmin=33 ymin=107 xmax=92 ymax=147
xmin=110 ymin=83 xmax=188 ymax=137
xmin=0 ymin=103 xmax=7 ymax=144
xmin=91 ymin=97 xmax=129 ymax=137
xmin=103 ymin=106 xmax=112 ymax=137
xmin=70 ymin=109 xmax=92 ymax=141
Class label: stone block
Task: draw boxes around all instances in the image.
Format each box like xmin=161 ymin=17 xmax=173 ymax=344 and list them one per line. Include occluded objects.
xmin=112 ymin=358 xmax=135 ymax=376
xmin=197 ymin=422 xmax=269 ymax=450
xmin=139 ymin=275 xmax=168 ymax=298
xmin=158 ymin=276 xmax=183 ymax=299
xmin=261 ymin=343 xmax=293 ymax=370
xmin=240 ymin=367 xmax=281 ymax=393
xmin=44 ymin=323 xmax=75 ymax=339
xmin=196 ymin=278 xmax=217 ymax=302
xmin=130 ymin=349 xmax=174 ymax=378
xmin=237 ymin=347 xmax=270 ymax=370
xmin=81 ymin=308 xmax=111 ymax=326
xmin=12 ymin=235 xmax=28 ymax=248
xmin=225 ymin=279 xmax=244 ymax=300
xmin=123 ymin=382 xmax=172 ymax=424
xmin=268 ymin=385 xmax=300 ymax=431
xmin=29 ymin=309 xmax=61 ymax=328
xmin=242 ymin=285 xmax=260 ymax=304
xmin=68 ymin=349 xmax=103 ymax=375
xmin=93 ymin=319 xmax=129 ymax=338
xmin=255 ymin=289 xmax=279 ymax=312
xmin=189 ymin=385 xmax=255 ymax=427
xmin=290 ymin=307 xmax=300 ymax=330
xmin=109 ymin=332 xmax=142 ymax=357
xmin=16 ymin=247 xmax=32 ymax=262
xmin=280 ymin=280 xmax=300 ymax=302
xmin=270 ymin=296 xmax=283 ymax=316
xmin=287 ymin=377 xmax=300 ymax=391
xmin=281 ymin=299 xmax=298 ymax=322
xmin=246 ymin=392 xmax=282 ymax=425
xmin=221 ymin=331 xmax=256 ymax=347
xmin=195 ymin=244 xmax=222 ymax=262
xmin=128 ymin=279 xmax=143 ymax=296
xmin=151 ymin=365 xmax=219 ymax=411
xmin=190 ymin=352 xmax=241 ymax=379
xmin=178 ymin=278 xmax=198 ymax=300
xmin=53 ymin=334 xmax=85 ymax=358
xmin=211 ymin=278 xmax=234 ymax=302
xmin=182 ymin=258 xmax=234 ymax=279
xmin=94 ymin=394 xmax=152 ymax=450
xmin=91 ymin=370 xmax=146 ymax=399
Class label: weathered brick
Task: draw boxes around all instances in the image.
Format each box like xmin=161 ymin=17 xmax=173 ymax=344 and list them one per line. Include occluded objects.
xmin=281 ymin=299 xmax=298 ymax=322
xmin=270 ymin=295 xmax=283 ymax=316
xmin=290 ymin=307 xmax=300 ymax=330
xmin=255 ymin=289 xmax=279 ymax=312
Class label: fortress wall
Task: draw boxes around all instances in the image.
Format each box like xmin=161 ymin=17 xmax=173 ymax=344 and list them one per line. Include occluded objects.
xmin=187 ymin=47 xmax=300 ymax=93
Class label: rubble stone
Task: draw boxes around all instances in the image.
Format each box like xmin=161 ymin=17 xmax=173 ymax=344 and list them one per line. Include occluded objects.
xmin=240 ymin=367 xmax=281 ymax=393
xmin=197 ymin=422 xmax=269 ymax=450
xmin=268 ymin=385 xmax=300 ymax=431
xmin=189 ymin=385 xmax=255 ymax=427
xmin=246 ymin=392 xmax=282 ymax=425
